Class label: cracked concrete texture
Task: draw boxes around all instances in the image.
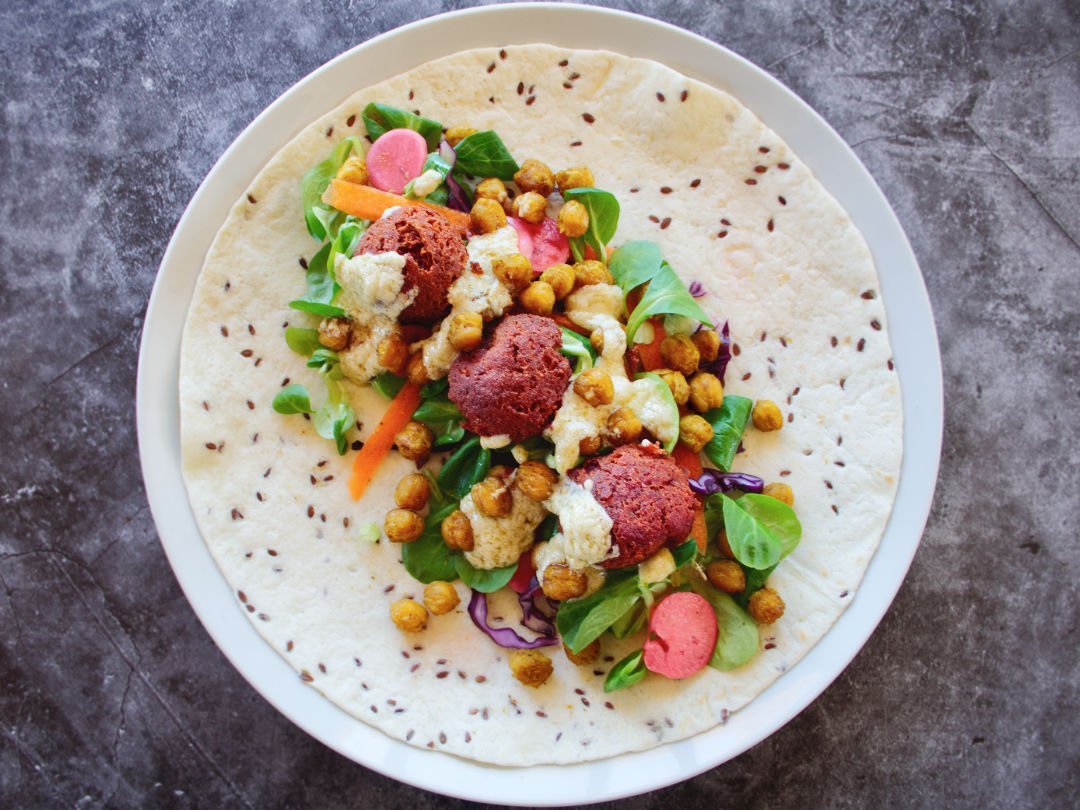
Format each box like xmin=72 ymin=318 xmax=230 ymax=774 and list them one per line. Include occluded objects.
xmin=1 ymin=0 xmax=1077 ymax=806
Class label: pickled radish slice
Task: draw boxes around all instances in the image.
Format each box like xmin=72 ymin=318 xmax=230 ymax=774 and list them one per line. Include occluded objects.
xmin=509 ymin=216 xmax=570 ymax=273
xmin=365 ymin=129 xmax=427 ymax=194
xmin=642 ymin=591 xmax=718 ymax=679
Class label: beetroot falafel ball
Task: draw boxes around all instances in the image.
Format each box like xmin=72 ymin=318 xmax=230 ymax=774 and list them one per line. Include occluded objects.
xmin=448 ymin=314 xmax=571 ymax=442
xmin=570 ymin=443 xmax=697 ymax=569
xmin=354 ymin=207 xmax=468 ymax=324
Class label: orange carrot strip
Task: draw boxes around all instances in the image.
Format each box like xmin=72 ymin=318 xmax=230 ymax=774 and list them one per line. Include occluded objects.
xmin=348 ymin=382 xmax=422 ymax=501
xmin=672 ymin=443 xmax=703 ymax=478
xmin=689 ymin=506 xmax=709 ymax=554
xmin=323 ymin=179 xmax=472 ymax=231
xmin=549 ymin=312 xmax=589 ymax=335
xmin=636 ymin=320 xmax=667 ymax=371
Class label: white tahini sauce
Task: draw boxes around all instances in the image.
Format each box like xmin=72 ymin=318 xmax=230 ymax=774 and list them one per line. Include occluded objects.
xmin=461 ymin=471 xmax=547 ymax=570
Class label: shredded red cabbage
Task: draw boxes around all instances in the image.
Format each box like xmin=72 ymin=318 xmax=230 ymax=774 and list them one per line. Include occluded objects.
xmin=689 ymin=468 xmax=764 ymax=496
xmin=468 ymin=589 xmax=558 ymax=649
xmin=700 ymin=321 xmax=731 ymax=383
xmin=518 ymin=579 xmax=557 ymax=636
xmin=688 ymin=280 xmax=707 ymax=299
xmin=438 ymin=139 xmax=471 ymax=212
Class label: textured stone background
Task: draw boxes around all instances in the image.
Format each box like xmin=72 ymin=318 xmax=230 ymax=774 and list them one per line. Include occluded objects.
xmin=2 ymin=0 xmax=1078 ymax=806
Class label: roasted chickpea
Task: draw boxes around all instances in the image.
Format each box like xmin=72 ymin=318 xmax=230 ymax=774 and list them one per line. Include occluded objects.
xmin=519 ymin=281 xmax=556 ymax=315
xmin=691 ymin=329 xmax=722 ymax=363
xmin=557 ymin=200 xmax=589 ymax=238
xmin=573 ymin=259 xmax=613 ymax=287
xmin=606 ymin=407 xmax=643 ymax=446
xmin=335 ymin=155 xmax=368 ymax=185
xmin=540 ymin=263 xmax=575 ymax=300
xmin=394 ymin=473 xmax=430 ymax=511
xmin=509 ymin=648 xmax=553 ymax=687
xmin=752 ymin=399 xmax=784 ymax=432
xmin=542 ymin=563 xmax=588 ymax=600
xmin=763 ymin=482 xmax=795 ymax=506
xmin=390 ymin=599 xmax=427 ymax=632
xmin=555 ymin=166 xmax=595 ymax=193
xmin=564 ymin=639 xmax=600 ymax=666
xmin=384 ymin=509 xmax=424 ymax=543
xmin=471 ymin=197 xmax=507 ymax=233
xmin=515 ymin=460 xmax=558 ymax=501
xmin=589 ymin=328 xmax=604 ymax=355
xmin=394 ymin=421 xmax=433 ymax=464
xmin=492 ymin=253 xmax=532 ymax=293
xmin=445 ymin=126 xmax=476 ymax=147
xmin=318 ymin=317 xmax=352 ymax=352
xmin=376 ymin=330 xmax=410 ymax=375
xmin=513 ymin=158 xmax=555 ymax=197
xmin=706 ymin=560 xmax=746 ymax=594
xmin=471 ymin=477 xmax=513 ymax=518
xmin=406 ymin=351 xmax=429 ymax=385
xmin=748 ymin=587 xmax=785 ymax=624
xmin=573 ymin=368 xmax=614 ymax=407
xmin=660 ymin=334 xmax=701 ymax=375
xmin=448 ymin=311 xmax=484 ymax=352
xmin=423 ymin=581 xmax=460 ymax=615
xmin=655 ymin=368 xmax=690 ymax=406
xmin=688 ymin=372 xmax=724 ymax=413
xmin=475 ymin=177 xmax=509 ymax=209
xmin=487 ymin=464 xmax=513 ymax=480
xmin=717 ymin=529 xmax=734 ymax=559
xmin=512 ymin=190 xmax=548 ymax=224
xmin=578 ymin=435 xmax=602 ymax=456
xmin=678 ymin=414 xmax=714 ymax=453
xmin=441 ymin=509 xmax=474 ymax=551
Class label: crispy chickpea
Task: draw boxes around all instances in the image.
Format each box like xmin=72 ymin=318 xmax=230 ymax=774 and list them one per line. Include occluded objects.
xmin=471 ymin=197 xmax=507 ymax=233
xmin=376 ymin=330 xmax=410 ymax=375
xmin=655 ymin=368 xmax=690 ymax=406
xmin=555 ymin=166 xmax=595 ymax=193
xmin=748 ymin=587 xmax=785 ymax=624
xmin=471 ymin=477 xmax=513 ymax=518
xmin=423 ymin=581 xmax=460 ymax=615
xmin=763 ymin=482 xmax=795 ymax=506
xmin=406 ymin=351 xmax=429 ymax=385
xmin=573 ymin=259 xmax=613 ymax=287
xmin=679 ymin=414 xmax=714 ymax=453
xmin=441 ymin=509 xmax=474 ymax=551
xmin=606 ymin=407 xmax=643 ymax=446
xmin=335 ymin=155 xmax=368 ymax=185
xmin=509 ymin=648 xmax=553 ymax=688
xmin=390 ymin=598 xmax=427 ymax=632
xmin=394 ymin=473 xmax=430 ymax=511
xmin=660 ymin=334 xmax=701 ymax=376
xmin=492 ymin=253 xmax=532 ymax=293
xmin=394 ymin=421 xmax=433 ymax=464
xmin=573 ymin=368 xmax=614 ymax=407
xmin=589 ymin=328 xmax=604 ymax=355
xmin=515 ymin=460 xmax=558 ymax=501
xmin=445 ymin=126 xmax=476 ymax=147
xmin=752 ymin=399 xmax=784 ymax=432
xmin=519 ymin=281 xmax=556 ymax=315
xmin=318 ymin=317 xmax=353 ymax=352
xmin=717 ymin=529 xmax=734 ymax=559
xmin=448 ymin=311 xmax=484 ymax=352
xmin=706 ymin=560 xmax=746 ymax=594
xmin=384 ymin=509 xmax=424 ymax=543
xmin=488 ymin=464 xmax=513 ymax=480
xmin=578 ymin=435 xmax=602 ymax=456
xmin=542 ymin=563 xmax=588 ymax=600
xmin=512 ymin=190 xmax=548 ymax=224
xmin=692 ymin=329 xmax=722 ymax=362
xmin=557 ymin=200 xmax=589 ymax=238
xmin=513 ymin=158 xmax=555 ymax=197
xmin=688 ymin=372 xmax=724 ymax=413
xmin=540 ymin=263 xmax=575 ymax=300
xmin=475 ymin=176 xmax=509 ymax=209
xmin=564 ymin=639 xmax=600 ymax=666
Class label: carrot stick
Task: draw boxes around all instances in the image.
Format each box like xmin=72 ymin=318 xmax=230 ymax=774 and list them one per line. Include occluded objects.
xmin=323 ymin=179 xmax=472 ymax=231
xmin=549 ymin=313 xmax=589 ymax=335
xmin=348 ymin=382 xmax=423 ymax=501
xmin=672 ymin=443 xmax=703 ymax=478
xmin=636 ymin=320 xmax=667 ymax=371
xmin=689 ymin=506 xmax=709 ymax=554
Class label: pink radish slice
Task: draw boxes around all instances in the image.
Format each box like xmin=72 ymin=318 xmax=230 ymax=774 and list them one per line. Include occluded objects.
xmin=365 ymin=129 xmax=428 ymax=194
xmin=509 ymin=216 xmax=570 ymax=273
xmin=642 ymin=592 xmax=718 ymax=679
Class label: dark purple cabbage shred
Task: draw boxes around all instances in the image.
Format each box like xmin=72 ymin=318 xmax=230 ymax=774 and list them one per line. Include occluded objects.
xmin=688 ymin=280 xmax=707 ymax=299
xmin=468 ymin=589 xmax=558 ymax=649
xmin=689 ymin=468 xmax=765 ymax=496
xmin=518 ymin=579 xmax=557 ymax=636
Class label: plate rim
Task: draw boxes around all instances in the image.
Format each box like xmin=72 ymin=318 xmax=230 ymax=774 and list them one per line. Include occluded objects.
xmin=136 ymin=3 xmax=943 ymax=804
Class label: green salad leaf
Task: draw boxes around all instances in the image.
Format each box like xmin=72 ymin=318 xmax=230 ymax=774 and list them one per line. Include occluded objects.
xmin=560 ymin=327 xmax=597 ymax=373
xmin=272 ymin=384 xmax=314 ymax=415
xmin=301 ymin=136 xmax=363 ymax=240
xmin=703 ymin=395 xmax=753 ymax=471
xmin=633 ymin=372 xmax=680 ymax=452
xmin=556 ymin=570 xmax=641 ymax=654
xmin=362 ymin=102 xmax=443 ymax=150
xmin=284 ymin=327 xmax=322 ymax=356
xmin=437 ymin=435 xmax=491 ymax=500
xmin=608 ymin=601 xmax=647 ymax=639
xmin=625 ymin=263 xmax=713 ymax=344
xmin=604 ymin=649 xmax=647 ymax=693
xmin=455 ymin=556 xmax=517 ymax=593
xmin=609 ymin=240 xmax=664 ymax=296
xmin=563 ymin=188 xmax=620 ymax=263
xmin=413 ymin=398 xmax=462 ymax=424
xmin=404 ymin=153 xmax=453 ymax=202
xmin=735 ymin=563 xmax=778 ymax=609
xmin=401 ymin=501 xmax=459 ymax=583
xmin=720 ymin=493 xmax=801 ymax=570
xmin=692 ymin=580 xmax=760 ymax=671
xmin=289 ymin=242 xmax=345 ymax=318
xmin=372 ymin=373 xmax=406 ymax=400
xmin=306 ymin=348 xmax=341 ymax=376
xmin=671 ymin=538 xmax=699 ymax=569
xmin=452 ymin=130 xmax=520 ymax=180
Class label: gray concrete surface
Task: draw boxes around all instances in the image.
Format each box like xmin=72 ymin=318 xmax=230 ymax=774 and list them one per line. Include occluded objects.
xmin=1 ymin=0 xmax=1078 ymax=806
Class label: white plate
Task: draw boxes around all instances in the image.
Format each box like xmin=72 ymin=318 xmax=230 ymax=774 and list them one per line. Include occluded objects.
xmin=137 ymin=3 xmax=942 ymax=804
